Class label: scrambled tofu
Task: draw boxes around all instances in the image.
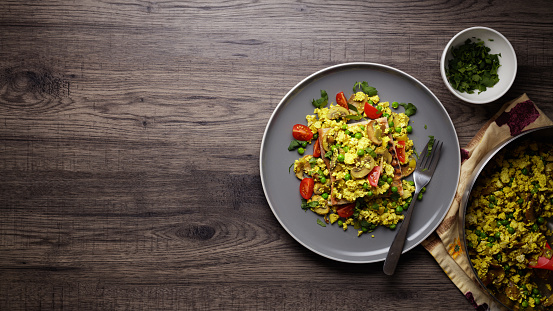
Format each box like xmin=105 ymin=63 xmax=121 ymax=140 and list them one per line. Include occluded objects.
xmin=465 ymin=141 xmax=553 ymax=308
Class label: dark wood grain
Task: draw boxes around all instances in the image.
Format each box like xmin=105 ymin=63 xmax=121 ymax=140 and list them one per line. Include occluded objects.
xmin=1 ymin=0 xmax=553 ymax=310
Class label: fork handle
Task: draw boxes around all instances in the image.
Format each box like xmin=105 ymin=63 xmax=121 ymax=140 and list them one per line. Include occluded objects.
xmin=383 ymin=189 xmax=420 ymax=275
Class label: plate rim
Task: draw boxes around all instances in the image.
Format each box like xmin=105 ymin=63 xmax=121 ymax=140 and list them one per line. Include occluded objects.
xmin=260 ymin=62 xmax=461 ymax=263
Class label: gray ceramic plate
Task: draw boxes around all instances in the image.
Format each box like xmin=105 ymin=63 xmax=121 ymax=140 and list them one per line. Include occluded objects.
xmin=260 ymin=62 xmax=460 ymax=263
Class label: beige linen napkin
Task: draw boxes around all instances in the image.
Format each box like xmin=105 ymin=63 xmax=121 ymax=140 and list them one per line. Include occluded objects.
xmin=421 ymin=94 xmax=553 ymax=310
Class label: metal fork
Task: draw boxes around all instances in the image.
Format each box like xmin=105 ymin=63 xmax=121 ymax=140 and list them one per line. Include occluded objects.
xmin=383 ymin=138 xmax=443 ymax=275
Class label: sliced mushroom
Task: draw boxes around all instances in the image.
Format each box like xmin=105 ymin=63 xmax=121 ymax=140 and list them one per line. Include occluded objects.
xmin=327 ymin=106 xmax=349 ymax=120
xmin=382 ymin=150 xmax=393 ymax=164
xmin=366 ymin=120 xmax=382 ymax=145
xmin=313 ymin=182 xmax=325 ymax=195
xmin=401 ymin=157 xmax=417 ymax=177
xmin=321 ymin=131 xmax=335 ymax=152
xmin=293 ymin=155 xmax=311 ymax=180
xmin=309 ymin=195 xmax=330 ymax=215
xmin=351 ymin=156 xmax=376 ymax=178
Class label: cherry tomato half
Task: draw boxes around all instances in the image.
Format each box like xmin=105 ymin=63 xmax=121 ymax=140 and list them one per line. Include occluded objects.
xmin=336 ymin=203 xmax=355 ymax=218
xmin=336 ymin=92 xmax=348 ymax=109
xmin=395 ymin=141 xmax=406 ymax=164
xmin=368 ymin=166 xmax=381 ymax=187
xmin=299 ymin=177 xmax=314 ymax=199
xmin=313 ymin=138 xmax=321 ymax=157
xmin=292 ymin=124 xmax=314 ymax=141
xmin=364 ymin=102 xmax=383 ymax=119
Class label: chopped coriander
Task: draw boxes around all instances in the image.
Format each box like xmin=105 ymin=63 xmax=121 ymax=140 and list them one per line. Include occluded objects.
xmin=427 ymin=135 xmax=435 ymax=157
xmin=353 ymin=81 xmax=378 ymax=96
xmin=399 ymin=102 xmax=417 ymax=116
xmin=316 ymin=218 xmax=327 ymax=227
xmin=445 ymin=38 xmax=501 ymax=94
xmin=311 ymin=89 xmax=328 ymax=108
xmin=288 ymin=139 xmax=301 ymax=151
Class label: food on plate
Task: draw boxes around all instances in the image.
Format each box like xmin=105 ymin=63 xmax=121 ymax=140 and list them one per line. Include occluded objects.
xmin=465 ymin=140 xmax=553 ymax=309
xmin=292 ymin=81 xmax=421 ymax=236
xmin=445 ymin=38 xmax=501 ymax=94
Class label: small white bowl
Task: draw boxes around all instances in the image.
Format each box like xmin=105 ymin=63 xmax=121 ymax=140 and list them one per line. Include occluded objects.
xmin=440 ymin=27 xmax=517 ymax=104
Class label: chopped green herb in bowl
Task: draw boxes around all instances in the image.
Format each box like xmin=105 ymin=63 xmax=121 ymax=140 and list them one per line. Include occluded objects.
xmin=446 ymin=38 xmax=501 ymax=94
xmin=440 ymin=27 xmax=517 ymax=104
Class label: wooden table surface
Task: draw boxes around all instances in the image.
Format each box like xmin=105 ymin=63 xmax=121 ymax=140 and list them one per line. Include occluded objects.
xmin=1 ymin=1 xmax=553 ymax=310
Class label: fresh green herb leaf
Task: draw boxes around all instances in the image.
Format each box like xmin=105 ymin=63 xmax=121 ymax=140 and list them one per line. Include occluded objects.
xmin=288 ymin=140 xmax=301 ymax=151
xmin=346 ymin=114 xmax=363 ymax=120
xmin=353 ymin=81 xmax=378 ymax=96
xmin=347 ymin=103 xmax=359 ymax=113
xmin=445 ymin=38 xmax=501 ymax=94
xmin=424 ymin=124 xmax=427 ymax=130
xmin=399 ymin=102 xmax=417 ymax=116
xmin=316 ymin=218 xmax=327 ymax=227
xmin=289 ymin=162 xmax=294 ymax=173
xmin=311 ymin=89 xmax=328 ymax=108
xmin=427 ymin=135 xmax=435 ymax=157
xmin=308 ymin=157 xmax=317 ymax=167
xmin=324 ymin=150 xmax=333 ymax=158
xmin=301 ymin=199 xmax=319 ymax=211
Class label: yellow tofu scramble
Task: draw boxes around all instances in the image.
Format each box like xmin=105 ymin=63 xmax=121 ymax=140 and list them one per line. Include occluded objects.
xmin=293 ymin=84 xmax=420 ymax=237
xmin=465 ymin=140 xmax=553 ymax=309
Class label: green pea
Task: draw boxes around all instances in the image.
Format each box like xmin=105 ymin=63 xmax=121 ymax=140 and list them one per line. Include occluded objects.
xmin=344 ymin=173 xmax=351 ymax=181
xmin=363 ymin=182 xmax=369 ymax=189
xmin=392 ymin=101 xmax=399 ymax=109
xmin=409 ymin=181 xmax=415 ymax=186
xmin=362 ymin=226 xmax=368 ymax=232
xmin=522 ymin=168 xmax=529 ymax=175
xmin=406 ymin=125 xmax=413 ymax=133
xmin=312 ymin=133 xmax=318 ymax=140
xmin=317 ymin=169 xmax=323 ymax=176
xmin=475 ymin=229 xmax=482 ymax=236
xmin=535 ymin=297 xmax=541 ymax=305
xmin=538 ymin=217 xmax=545 ymax=224
xmin=367 ymin=190 xmax=373 ymax=196
xmin=359 ymin=125 xmax=365 ymax=131
xmin=504 ymin=265 xmax=510 ymax=272
xmin=321 ymin=193 xmax=329 ymax=200
xmin=533 ymin=288 xmax=540 ymax=295
xmin=517 ymin=198 xmax=524 ymax=204
xmin=383 ymin=113 xmax=390 ymax=118
xmin=341 ymin=124 xmax=347 ymax=130
xmin=496 ymin=254 xmax=502 ymax=261
xmin=395 ymin=127 xmax=402 ymax=133
xmin=532 ymin=224 xmax=539 ymax=232
xmin=354 ymin=132 xmax=362 ymax=139
xmin=388 ymin=120 xmax=394 ymax=127
xmin=494 ymin=232 xmax=501 ymax=239
xmin=320 ymin=177 xmax=327 ymax=184
xmin=337 ymin=154 xmax=345 ymax=162
xmin=391 ymin=186 xmax=398 ymax=193
xmin=337 ymin=220 xmax=343 ymax=226
xmin=501 ymin=219 xmax=509 ymax=226
xmin=421 ymin=187 xmax=426 ymax=193
xmin=395 ymin=206 xmax=403 ymax=214
xmin=390 ymin=224 xmax=397 ymax=230
xmin=403 ymin=203 xmax=409 ymax=210
xmin=489 ymin=203 xmax=494 ymax=208
xmin=417 ymin=193 xmax=423 ymax=200
xmin=344 ymin=130 xmax=350 ymax=135
xmin=487 ymin=242 xmax=493 ymax=248
xmin=357 ymin=149 xmax=365 ymax=156
xmin=331 ymin=145 xmax=338 ymax=152
xmin=378 ymin=179 xmax=385 ymax=186
xmin=487 ymin=236 xmax=495 ymax=242
xmin=521 ymin=301 xmax=528 ymax=308
xmin=301 ymin=141 xmax=308 ymax=148
xmin=508 ymin=227 xmax=515 ymax=234
xmin=489 ymin=195 xmax=496 ymax=203
xmin=298 ymin=147 xmax=305 ymax=155
xmin=387 ymin=177 xmax=393 ymax=184
xmin=343 ymin=146 xmax=349 ymax=153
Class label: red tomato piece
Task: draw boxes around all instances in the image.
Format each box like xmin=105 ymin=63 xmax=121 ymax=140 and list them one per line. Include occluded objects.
xmin=364 ymin=102 xmax=383 ymax=119
xmin=395 ymin=141 xmax=406 ymax=163
xmin=313 ymin=138 xmax=321 ymax=157
xmin=367 ymin=166 xmax=381 ymax=187
xmin=292 ymin=124 xmax=313 ymax=141
xmin=299 ymin=178 xmax=314 ymax=199
xmin=336 ymin=92 xmax=348 ymax=109
xmin=336 ymin=203 xmax=355 ymax=218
